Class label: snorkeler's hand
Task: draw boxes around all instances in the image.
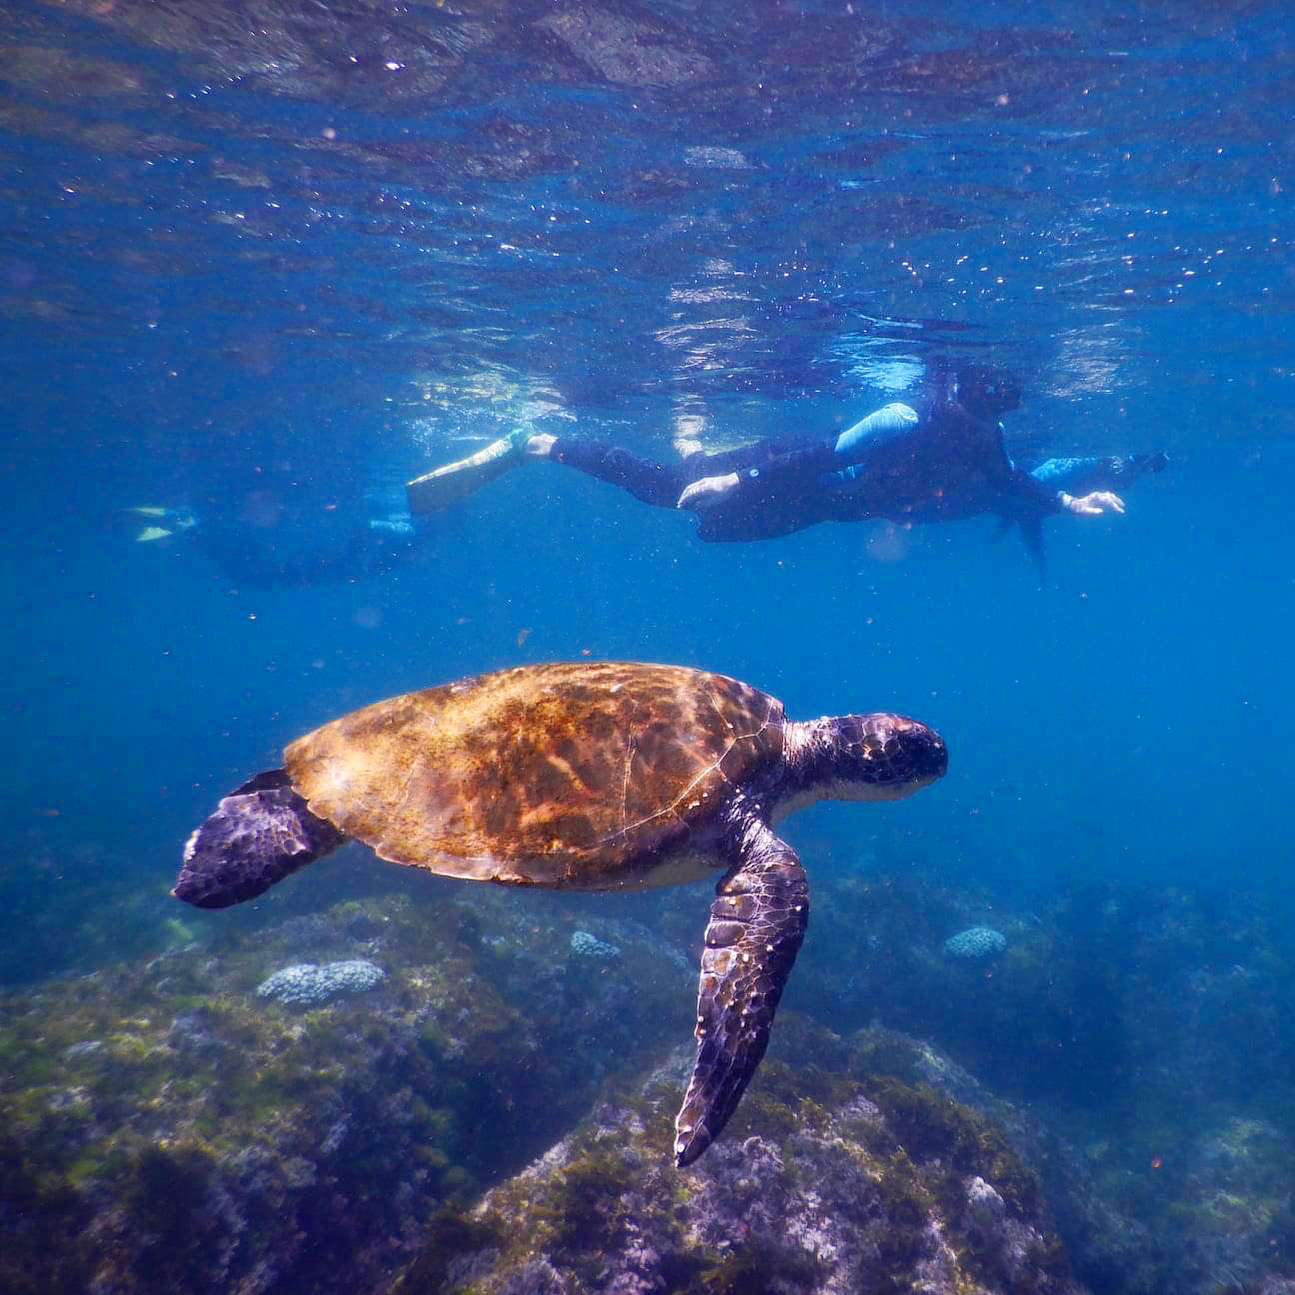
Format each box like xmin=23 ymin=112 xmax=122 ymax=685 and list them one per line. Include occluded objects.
xmin=677 ymin=472 xmax=740 ymax=510
xmin=1059 ymin=490 xmax=1126 ymax=517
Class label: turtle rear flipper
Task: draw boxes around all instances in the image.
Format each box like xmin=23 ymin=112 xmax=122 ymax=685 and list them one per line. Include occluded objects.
xmin=173 ymin=769 xmax=345 ymax=909
xmin=674 ymin=819 xmax=808 ymax=1166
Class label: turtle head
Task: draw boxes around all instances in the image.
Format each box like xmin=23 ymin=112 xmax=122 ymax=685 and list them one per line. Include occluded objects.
xmin=780 ymin=713 xmax=947 ymax=810
xmin=831 ymin=712 xmax=947 ymax=798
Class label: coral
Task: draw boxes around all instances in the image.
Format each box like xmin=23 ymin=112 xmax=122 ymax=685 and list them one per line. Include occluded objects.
xmin=255 ymin=958 xmax=386 ymax=1006
xmin=569 ymin=929 xmax=620 ymax=959
xmin=943 ymin=925 xmax=1007 ymax=960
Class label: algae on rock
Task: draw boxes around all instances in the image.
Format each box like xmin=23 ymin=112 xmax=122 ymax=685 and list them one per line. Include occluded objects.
xmin=391 ymin=1023 xmax=1085 ymax=1295
xmin=0 ymin=888 xmax=689 ymax=1295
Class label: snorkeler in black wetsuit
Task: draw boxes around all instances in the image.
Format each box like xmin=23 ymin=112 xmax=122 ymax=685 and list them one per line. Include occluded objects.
xmin=408 ymin=365 xmax=1159 ymax=557
xmin=674 ymin=367 xmax=1062 ymax=544
xmin=134 ymin=481 xmax=428 ymax=589
xmin=195 ymin=500 xmax=424 ymax=588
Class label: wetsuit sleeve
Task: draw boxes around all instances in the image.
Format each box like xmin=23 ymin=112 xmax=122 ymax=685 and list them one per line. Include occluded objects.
xmin=1030 ymin=456 xmax=1104 ymax=489
xmin=1029 ymin=453 xmax=1168 ymax=494
xmin=727 ymin=439 xmax=841 ymax=491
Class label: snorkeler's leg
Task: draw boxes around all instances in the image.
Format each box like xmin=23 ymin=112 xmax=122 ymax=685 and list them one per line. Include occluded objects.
xmin=406 ymin=426 xmax=534 ymax=516
xmin=544 ymin=436 xmax=688 ymax=508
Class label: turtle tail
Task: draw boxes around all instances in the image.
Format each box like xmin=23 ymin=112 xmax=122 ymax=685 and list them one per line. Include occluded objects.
xmin=173 ymin=769 xmax=345 ymax=909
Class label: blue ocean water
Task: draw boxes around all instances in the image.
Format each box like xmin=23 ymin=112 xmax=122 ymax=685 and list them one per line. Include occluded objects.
xmin=2 ymin=2 xmax=1293 ymax=1291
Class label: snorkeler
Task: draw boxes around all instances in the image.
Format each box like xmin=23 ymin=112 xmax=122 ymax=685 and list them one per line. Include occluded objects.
xmin=407 ymin=366 xmax=1166 ymax=559
xmin=131 ymin=484 xmax=429 ymax=590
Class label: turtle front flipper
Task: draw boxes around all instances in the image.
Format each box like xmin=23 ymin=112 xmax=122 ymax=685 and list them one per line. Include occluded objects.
xmin=173 ymin=770 xmax=345 ymax=909
xmin=674 ymin=819 xmax=808 ymax=1166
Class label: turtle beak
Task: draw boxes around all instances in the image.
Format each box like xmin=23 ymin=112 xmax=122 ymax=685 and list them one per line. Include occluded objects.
xmin=898 ymin=716 xmax=947 ymax=786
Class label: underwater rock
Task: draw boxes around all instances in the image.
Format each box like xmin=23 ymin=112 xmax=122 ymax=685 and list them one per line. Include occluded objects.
xmin=966 ymin=1173 xmax=1009 ymax=1229
xmin=569 ymin=929 xmax=619 ymax=959
xmin=255 ymin=958 xmax=386 ymax=1006
xmin=0 ymin=889 xmax=689 ymax=1295
xmin=391 ymin=1039 xmax=1086 ymax=1295
xmin=167 ymin=1009 xmax=224 ymax=1053
xmin=10 ymin=865 xmax=1290 ymax=1295
xmin=850 ymin=1024 xmax=1165 ymax=1295
xmin=1147 ymin=1114 xmax=1293 ymax=1295
xmin=943 ymin=924 xmax=1008 ymax=959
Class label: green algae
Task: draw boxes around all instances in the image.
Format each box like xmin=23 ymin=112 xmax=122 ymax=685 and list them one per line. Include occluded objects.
xmin=394 ymin=1048 xmax=1074 ymax=1295
xmin=2 ymin=881 xmax=1084 ymax=1295
xmin=872 ymin=1148 xmax=939 ymax=1289
xmin=725 ymin=1054 xmax=863 ymax=1145
xmin=0 ymin=1127 xmax=95 ymax=1295
xmin=538 ymin=1133 xmax=636 ymax=1255
xmin=386 ymin=1206 xmax=503 ymax=1294
xmin=689 ymin=1240 xmax=827 ymax=1294
xmin=120 ymin=1143 xmax=224 ymax=1286
xmin=866 ymin=1074 xmax=1042 ymax=1217
xmin=489 ymin=1125 xmax=647 ymax=1256
xmin=0 ymin=889 xmax=642 ymax=1292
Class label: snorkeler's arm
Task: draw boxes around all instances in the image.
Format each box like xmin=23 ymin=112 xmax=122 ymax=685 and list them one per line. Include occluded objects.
xmin=676 ymin=441 xmax=840 ymax=510
xmin=1030 ymin=453 xmax=1169 ymax=496
xmin=970 ymin=420 xmax=1094 ymax=520
xmin=677 ymin=402 xmax=922 ymax=510
xmin=1016 ymin=457 xmax=1126 ymax=516
xmin=678 ymin=405 xmax=919 ymax=510
xmin=999 ymin=466 xmax=1123 ymax=518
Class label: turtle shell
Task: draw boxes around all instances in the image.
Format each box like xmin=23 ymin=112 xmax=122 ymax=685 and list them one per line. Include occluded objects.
xmin=283 ymin=661 xmax=785 ymax=887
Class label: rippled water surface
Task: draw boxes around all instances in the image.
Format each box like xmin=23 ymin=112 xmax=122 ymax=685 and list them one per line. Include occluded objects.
xmin=6 ymin=0 xmax=1290 ymax=877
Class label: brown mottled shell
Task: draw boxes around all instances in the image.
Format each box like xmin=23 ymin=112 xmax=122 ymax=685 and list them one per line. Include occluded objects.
xmin=283 ymin=661 xmax=785 ymax=888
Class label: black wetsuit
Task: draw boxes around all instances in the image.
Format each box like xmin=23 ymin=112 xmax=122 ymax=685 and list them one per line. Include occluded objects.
xmin=549 ymin=436 xmax=840 ymax=541
xmin=549 ymin=400 xmax=1062 ymax=544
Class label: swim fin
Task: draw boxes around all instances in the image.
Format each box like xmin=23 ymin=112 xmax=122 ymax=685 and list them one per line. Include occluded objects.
xmin=136 ymin=526 xmax=172 ymax=542
xmin=406 ymin=427 xmax=530 ymax=516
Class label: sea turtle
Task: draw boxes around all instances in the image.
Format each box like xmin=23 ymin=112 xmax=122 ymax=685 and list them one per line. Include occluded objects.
xmin=173 ymin=661 xmax=946 ymax=1165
